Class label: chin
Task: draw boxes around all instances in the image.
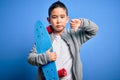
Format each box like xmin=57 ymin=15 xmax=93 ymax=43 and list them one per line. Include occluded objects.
xmin=57 ymin=28 xmax=64 ymax=32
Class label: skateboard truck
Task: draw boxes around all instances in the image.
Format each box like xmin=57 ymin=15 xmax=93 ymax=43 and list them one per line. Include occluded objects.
xmin=46 ymin=25 xmax=53 ymax=34
xmin=58 ymin=68 xmax=67 ymax=78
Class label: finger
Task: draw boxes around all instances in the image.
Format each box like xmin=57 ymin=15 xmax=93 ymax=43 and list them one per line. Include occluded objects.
xmin=72 ymin=19 xmax=80 ymax=23
xmin=47 ymin=47 xmax=52 ymax=52
xmin=70 ymin=22 xmax=75 ymax=26
xmin=70 ymin=21 xmax=75 ymax=24
xmin=54 ymin=55 xmax=57 ymax=60
xmin=70 ymin=20 xmax=76 ymax=24
xmin=53 ymin=52 xmax=57 ymax=56
xmin=70 ymin=24 xmax=76 ymax=28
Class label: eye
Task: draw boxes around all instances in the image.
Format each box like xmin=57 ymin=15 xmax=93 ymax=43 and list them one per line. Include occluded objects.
xmin=51 ymin=16 xmax=57 ymax=19
xmin=61 ymin=16 xmax=64 ymax=18
xmin=61 ymin=15 xmax=65 ymax=19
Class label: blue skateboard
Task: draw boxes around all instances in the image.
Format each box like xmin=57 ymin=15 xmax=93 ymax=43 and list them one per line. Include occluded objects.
xmin=34 ymin=20 xmax=59 ymax=80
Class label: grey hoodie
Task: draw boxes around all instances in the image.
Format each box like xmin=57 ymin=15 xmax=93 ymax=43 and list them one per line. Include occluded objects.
xmin=28 ymin=18 xmax=98 ymax=80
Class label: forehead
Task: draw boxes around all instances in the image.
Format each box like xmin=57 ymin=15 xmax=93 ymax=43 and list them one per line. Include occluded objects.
xmin=51 ymin=7 xmax=67 ymax=16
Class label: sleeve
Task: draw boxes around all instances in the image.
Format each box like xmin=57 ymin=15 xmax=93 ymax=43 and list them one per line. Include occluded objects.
xmin=28 ymin=44 xmax=51 ymax=66
xmin=77 ymin=18 xmax=98 ymax=44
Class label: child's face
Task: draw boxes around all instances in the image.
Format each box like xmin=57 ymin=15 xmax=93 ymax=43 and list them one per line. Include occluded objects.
xmin=47 ymin=7 xmax=69 ymax=33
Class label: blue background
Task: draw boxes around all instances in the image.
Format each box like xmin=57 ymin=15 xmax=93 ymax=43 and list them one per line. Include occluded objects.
xmin=0 ymin=0 xmax=120 ymax=80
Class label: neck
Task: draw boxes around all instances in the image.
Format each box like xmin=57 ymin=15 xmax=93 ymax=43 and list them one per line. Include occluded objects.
xmin=53 ymin=30 xmax=64 ymax=36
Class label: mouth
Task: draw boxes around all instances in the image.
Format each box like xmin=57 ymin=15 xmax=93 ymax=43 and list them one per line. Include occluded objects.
xmin=56 ymin=25 xmax=62 ymax=28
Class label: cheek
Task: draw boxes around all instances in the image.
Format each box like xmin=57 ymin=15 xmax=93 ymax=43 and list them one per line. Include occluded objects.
xmin=50 ymin=19 xmax=56 ymax=25
xmin=51 ymin=22 xmax=56 ymax=27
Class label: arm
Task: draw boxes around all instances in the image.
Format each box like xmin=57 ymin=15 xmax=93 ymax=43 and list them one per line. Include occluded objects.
xmin=28 ymin=44 xmax=57 ymax=66
xmin=70 ymin=18 xmax=98 ymax=44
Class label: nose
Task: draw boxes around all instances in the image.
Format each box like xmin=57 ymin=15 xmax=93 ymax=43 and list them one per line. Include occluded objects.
xmin=57 ymin=17 xmax=61 ymax=24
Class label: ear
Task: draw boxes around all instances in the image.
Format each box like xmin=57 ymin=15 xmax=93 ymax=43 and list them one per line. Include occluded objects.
xmin=47 ymin=17 xmax=51 ymax=24
xmin=66 ymin=16 xmax=70 ymax=23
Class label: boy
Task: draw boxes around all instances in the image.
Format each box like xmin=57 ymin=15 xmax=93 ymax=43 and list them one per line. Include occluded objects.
xmin=28 ymin=1 xmax=98 ymax=80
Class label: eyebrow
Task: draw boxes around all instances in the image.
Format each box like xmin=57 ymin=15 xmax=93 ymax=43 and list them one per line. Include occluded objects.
xmin=51 ymin=14 xmax=66 ymax=17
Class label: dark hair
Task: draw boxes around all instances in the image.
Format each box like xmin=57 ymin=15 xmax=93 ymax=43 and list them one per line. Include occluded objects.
xmin=48 ymin=1 xmax=68 ymax=17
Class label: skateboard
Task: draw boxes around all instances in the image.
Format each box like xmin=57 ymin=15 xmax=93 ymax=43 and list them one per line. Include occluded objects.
xmin=34 ymin=20 xmax=59 ymax=80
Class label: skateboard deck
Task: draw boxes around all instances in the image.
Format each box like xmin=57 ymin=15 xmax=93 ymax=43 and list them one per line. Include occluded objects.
xmin=34 ymin=20 xmax=59 ymax=80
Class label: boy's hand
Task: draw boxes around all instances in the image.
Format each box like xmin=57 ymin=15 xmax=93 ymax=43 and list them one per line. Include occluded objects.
xmin=47 ymin=48 xmax=57 ymax=61
xmin=70 ymin=19 xmax=82 ymax=32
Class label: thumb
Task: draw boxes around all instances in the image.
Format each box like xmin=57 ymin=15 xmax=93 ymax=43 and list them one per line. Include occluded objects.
xmin=74 ymin=28 xmax=78 ymax=32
